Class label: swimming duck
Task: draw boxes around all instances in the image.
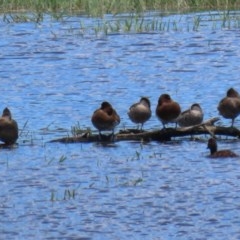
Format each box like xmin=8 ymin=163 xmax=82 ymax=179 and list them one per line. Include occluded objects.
xmin=156 ymin=94 xmax=181 ymax=128
xmin=91 ymin=101 xmax=120 ymax=139
xmin=128 ymin=97 xmax=151 ymax=130
xmin=218 ymin=88 xmax=240 ymax=127
xmin=0 ymin=107 xmax=18 ymax=144
xmin=177 ymin=103 xmax=203 ymax=127
xmin=207 ymin=137 xmax=238 ymax=158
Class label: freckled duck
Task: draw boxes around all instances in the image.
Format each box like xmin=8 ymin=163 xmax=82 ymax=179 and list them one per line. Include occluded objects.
xmin=128 ymin=97 xmax=151 ymax=130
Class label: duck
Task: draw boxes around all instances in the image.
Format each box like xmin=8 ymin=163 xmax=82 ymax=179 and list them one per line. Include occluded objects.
xmin=128 ymin=97 xmax=151 ymax=130
xmin=218 ymin=88 xmax=240 ymax=127
xmin=156 ymin=94 xmax=181 ymax=128
xmin=207 ymin=137 xmax=238 ymax=158
xmin=91 ymin=101 xmax=120 ymax=140
xmin=0 ymin=107 xmax=18 ymax=145
xmin=177 ymin=103 xmax=203 ymax=127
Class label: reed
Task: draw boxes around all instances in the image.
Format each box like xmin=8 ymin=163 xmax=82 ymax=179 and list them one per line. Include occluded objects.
xmin=71 ymin=122 xmax=91 ymax=137
xmin=0 ymin=0 xmax=239 ymax=16
xmin=91 ymin=11 xmax=240 ymax=35
xmin=50 ymin=188 xmax=77 ymax=201
xmin=1 ymin=0 xmax=240 ymax=34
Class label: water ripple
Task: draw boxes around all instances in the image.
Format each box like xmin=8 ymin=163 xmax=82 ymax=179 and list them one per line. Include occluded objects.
xmin=0 ymin=11 xmax=240 ymax=239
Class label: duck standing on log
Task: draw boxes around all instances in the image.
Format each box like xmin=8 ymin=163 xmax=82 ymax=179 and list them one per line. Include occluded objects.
xmin=218 ymin=88 xmax=240 ymax=127
xmin=156 ymin=94 xmax=181 ymax=128
xmin=177 ymin=103 xmax=203 ymax=127
xmin=91 ymin=101 xmax=120 ymax=140
xmin=128 ymin=97 xmax=151 ymax=130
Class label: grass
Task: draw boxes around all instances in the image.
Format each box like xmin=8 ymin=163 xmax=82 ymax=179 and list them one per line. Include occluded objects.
xmin=0 ymin=0 xmax=239 ymax=16
xmin=50 ymin=188 xmax=78 ymax=201
xmin=1 ymin=0 xmax=240 ymax=35
xmin=47 ymin=154 xmax=67 ymax=165
xmin=3 ymin=9 xmax=240 ymax=35
xmin=81 ymin=11 xmax=240 ymax=35
xmin=71 ymin=122 xmax=92 ymax=137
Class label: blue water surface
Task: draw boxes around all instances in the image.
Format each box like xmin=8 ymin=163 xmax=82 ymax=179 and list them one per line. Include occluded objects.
xmin=0 ymin=11 xmax=240 ymax=239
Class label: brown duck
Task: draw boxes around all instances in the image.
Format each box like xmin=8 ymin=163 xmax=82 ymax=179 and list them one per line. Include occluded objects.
xmin=156 ymin=94 xmax=181 ymax=128
xmin=0 ymin=107 xmax=18 ymax=144
xmin=91 ymin=101 xmax=120 ymax=139
xmin=207 ymin=138 xmax=238 ymax=158
xmin=218 ymin=88 xmax=240 ymax=127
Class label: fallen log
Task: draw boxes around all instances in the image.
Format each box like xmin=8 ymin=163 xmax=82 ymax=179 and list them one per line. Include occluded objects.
xmin=49 ymin=117 xmax=240 ymax=143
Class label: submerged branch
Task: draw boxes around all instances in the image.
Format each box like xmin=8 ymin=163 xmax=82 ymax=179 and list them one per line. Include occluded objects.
xmin=49 ymin=117 xmax=240 ymax=143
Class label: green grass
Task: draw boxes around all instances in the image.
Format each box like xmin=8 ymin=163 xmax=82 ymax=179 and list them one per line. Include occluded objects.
xmin=71 ymin=122 xmax=92 ymax=137
xmin=0 ymin=0 xmax=239 ymax=16
xmin=50 ymin=188 xmax=78 ymax=201
xmin=1 ymin=1 xmax=240 ymax=34
xmin=84 ymin=11 xmax=240 ymax=35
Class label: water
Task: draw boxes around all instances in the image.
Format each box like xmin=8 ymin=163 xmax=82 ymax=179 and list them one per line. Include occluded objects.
xmin=1 ymin=11 xmax=240 ymax=239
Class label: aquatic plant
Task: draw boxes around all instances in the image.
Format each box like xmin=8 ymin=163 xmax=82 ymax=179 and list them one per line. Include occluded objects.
xmin=1 ymin=0 xmax=240 ymax=34
xmin=135 ymin=150 xmax=141 ymax=160
xmin=47 ymin=154 xmax=67 ymax=165
xmin=19 ymin=128 xmax=35 ymax=145
xmin=50 ymin=188 xmax=77 ymax=201
xmin=122 ymin=177 xmax=143 ymax=186
xmin=63 ymin=188 xmax=77 ymax=200
xmin=0 ymin=0 xmax=239 ymax=16
xmin=88 ymin=11 xmax=240 ymax=36
xmin=59 ymin=155 xmax=67 ymax=163
xmin=18 ymin=120 xmax=29 ymax=138
xmin=126 ymin=148 xmax=143 ymax=161
xmin=3 ymin=12 xmax=43 ymax=23
xmin=71 ymin=122 xmax=92 ymax=137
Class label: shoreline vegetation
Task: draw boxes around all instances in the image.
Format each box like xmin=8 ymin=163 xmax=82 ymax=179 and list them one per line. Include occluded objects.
xmin=0 ymin=0 xmax=239 ymax=16
xmin=1 ymin=1 xmax=240 ymax=34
